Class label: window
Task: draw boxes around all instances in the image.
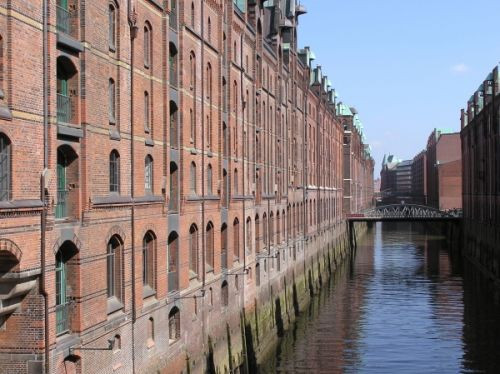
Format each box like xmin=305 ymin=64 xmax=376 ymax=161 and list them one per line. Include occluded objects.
xmin=109 ymin=150 xmax=120 ymax=193
xmin=169 ymin=43 xmax=178 ymax=87
xmin=233 ymin=169 xmax=238 ymax=195
xmin=207 ymin=164 xmax=213 ymax=195
xmin=145 ymin=155 xmax=153 ymax=194
xmin=144 ymin=24 xmax=151 ymax=68
xmin=170 ymin=0 xmax=177 ymax=29
xmin=189 ymin=52 xmax=196 ymax=89
xmin=190 ymin=162 xmax=196 ymax=194
xmin=206 ymin=222 xmax=214 ymax=269
xmin=221 ymin=223 xmax=228 ymax=270
xmin=256 ymin=263 xmax=260 ymax=286
xmin=189 ymin=224 xmax=198 ymax=274
xmin=107 ymin=235 xmax=123 ymax=302
xmin=263 ymin=213 xmax=268 ymax=249
xmin=169 ymin=307 xmax=180 ymax=341
xmin=221 ymin=281 xmax=228 ymax=307
xmin=148 ymin=318 xmax=155 ymax=344
xmin=190 ymin=109 xmax=195 ymax=145
xmin=190 ymin=2 xmax=195 ymax=29
xmin=246 ymin=217 xmax=252 ymax=254
xmin=0 ymin=133 xmax=11 ymax=201
xmin=142 ymin=231 xmax=156 ymax=293
xmin=207 ymin=17 xmax=211 ymax=42
xmin=168 ymin=232 xmax=179 ymax=292
xmin=108 ymin=4 xmax=116 ymax=50
xmin=233 ymin=218 xmax=240 ymax=260
xmin=108 ymin=79 xmax=116 ymax=124
xmin=169 ymin=162 xmax=179 ymax=211
xmin=169 ymin=101 xmax=178 ymax=148
xmin=144 ymin=91 xmax=150 ymax=132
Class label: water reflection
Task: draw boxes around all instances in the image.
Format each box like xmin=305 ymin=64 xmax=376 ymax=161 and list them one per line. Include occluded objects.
xmin=260 ymin=222 xmax=500 ymax=373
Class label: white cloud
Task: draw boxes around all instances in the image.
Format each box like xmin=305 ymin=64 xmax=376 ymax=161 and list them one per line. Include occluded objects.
xmin=451 ymin=63 xmax=469 ymax=74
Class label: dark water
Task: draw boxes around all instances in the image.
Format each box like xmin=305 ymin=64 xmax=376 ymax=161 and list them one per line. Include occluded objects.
xmin=260 ymin=223 xmax=500 ymax=373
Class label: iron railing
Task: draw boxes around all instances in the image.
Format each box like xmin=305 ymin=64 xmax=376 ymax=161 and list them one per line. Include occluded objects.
xmin=55 ymin=302 xmax=70 ymax=335
xmin=57 ymin=93 xmax=72 ymax=124
xmin=55 ymin=189 xmax=68 ymax=219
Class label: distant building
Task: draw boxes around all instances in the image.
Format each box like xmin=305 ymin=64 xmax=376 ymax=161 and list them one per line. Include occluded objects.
xmin=411 ymin=151 xmax=427 ymax=204
xmin=426 ymin=129 xmax=462 ymax=210
xmin=395 ymin=160 xmax=413 ymax=201
xmin=380 ymin=154 xmax=400 ymax=202
xmin=340 ymin=105 xmax=375 ymax=213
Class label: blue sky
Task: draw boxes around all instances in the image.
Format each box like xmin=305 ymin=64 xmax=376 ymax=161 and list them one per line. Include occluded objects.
xmin=297 ymin=0 xmax=500 ymax=174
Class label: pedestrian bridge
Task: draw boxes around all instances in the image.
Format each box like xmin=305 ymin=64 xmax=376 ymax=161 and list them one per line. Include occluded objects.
xmin=347 ymin=204 xmax=462 ymax=222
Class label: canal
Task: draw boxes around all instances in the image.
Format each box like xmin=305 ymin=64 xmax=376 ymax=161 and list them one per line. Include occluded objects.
xmin=260 ymin=222 xmax=500 ymax=373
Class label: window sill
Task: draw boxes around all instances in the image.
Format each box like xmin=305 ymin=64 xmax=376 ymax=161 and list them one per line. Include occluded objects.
xmin=143 ymin=285 xmax=156 ymax=299
xmin=146 ymin=338 xmax=155 ymax=349
xmin=107 ymin=297 xmax=124 ymax=315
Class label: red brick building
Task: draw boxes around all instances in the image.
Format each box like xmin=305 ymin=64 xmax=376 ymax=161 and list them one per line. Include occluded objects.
xmin=338 ymin=104 xmax=375 ymax=213
xmin=411 ymin=150 xmax=427 ymax=204
xmin=0 ymin=1 xmax=373 ymax=373
xmin=425 ymin=129 xmax=462 ymax=210
xmin=461 ymin=64 xmax=500 ymax=282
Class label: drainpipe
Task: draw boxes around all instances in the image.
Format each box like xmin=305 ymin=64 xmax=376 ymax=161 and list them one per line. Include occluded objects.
xmin=201 ymin=0 xmax=206 ymax=290
xmin=41 ymin=0 xmax=49 ymax=371
xmin=240 ymin=33 xmax=245 ymax=280
xmin=128 ymin=2 xmax=138 ymax=372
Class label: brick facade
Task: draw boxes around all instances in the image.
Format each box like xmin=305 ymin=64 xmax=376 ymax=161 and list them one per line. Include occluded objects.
xmin=461 ymin=64 xmax=500 ymax=283
xmin=0 ymin=1 xmax=373 ymax=373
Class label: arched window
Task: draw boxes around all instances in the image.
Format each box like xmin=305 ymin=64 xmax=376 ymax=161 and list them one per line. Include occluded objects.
xmin=169 ymin=43 xmax=178 ymax=87
xmin=169 ymin=100 xmax=178 ymax=148
xmin=276 ymin=211 xmax=280 ymax=244
xmin=145 ymin=155 xmax=153 ymax=194
xmin=190 ymin=162 xmax=197 ymax=195
xmin=255 ymin=214 xmax=260 ymax=253
xmin=169 ymin=162 xmax=179 ymax=211
xmin=246 ymin=217 xmax=252 ymax=254
xmin=255 ymin=263 xmax=260 ymax=286
xmin=189 ymin=224 xmax=198 ymax=274
xmin=142 ymin=231 xmax=156 ymax=293
xmin=206 ymin=114 xmax=212 ymax=150
xmin=189 ymin=52 xmax=196 ymax=90
xmin=109 ymin=150 xmax=120 ymax=193
xmin=108 ymin=78 xmax=116 ymax=124
xmin=55 ymin=241 xmax=78 ymax=335
xmin=144 ymin=91 xmax=150 ymax=132
xmin=107 ymin=235 xmax=123 ymax=303
xmin=57 ymin=56 xmax=78 ymax=125
xmin=144 ymin=23 xmax=151 ymax=68
xmin=148 ymin=317 xmax=155 ymax=343
xmin=108 ymin=3 xmax=117 ymax=50
xmin=221 ymin=281 xmax=228 ymax=306
xmin=206 ymin=222 xmax=214 ymax=269
xmin=168 ymin=307 xmax=180 ymax=341
xmin=263 ymin=213 xmax=268 ymax=250
xmin=282 ymin=210 xmax=286 ymax=242
xmin=0 ymin=133 xmax=11 ymax=201
xmin=269 ymin=212 xmax=274 ymax=246
xmin=233 ymin=218 xmax=239 ymax=260
xmin=190 ymin=108 xmax=195 ymax=145
xmin=221 ymin=223 xmax=228 ymax=270
xmin=168 ymin=232 xmax=179 ymax=293
xmin=207 ymin=164 xmax=213 ymax=195
xmin=208 ymin=17 xmax=212 ymax=42
xmin=190 ymin=2 xmax=195 ymax=29
xmin=233 ymin=168 xmax=238 ymax=195
xmin=206 ymin=63 xmax=212 ymax=101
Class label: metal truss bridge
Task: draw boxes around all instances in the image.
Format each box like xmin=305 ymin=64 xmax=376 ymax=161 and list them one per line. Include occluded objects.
xmin=347 ymin=204 xmax=462 ymax=222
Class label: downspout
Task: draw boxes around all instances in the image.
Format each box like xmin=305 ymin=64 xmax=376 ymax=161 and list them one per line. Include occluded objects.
xmin=240 ymin=32 xmax=245 ymax=277
xmin=201 ymin=0 xmax=206 ymax=289
xmin=128 ymin=2 xmax=138 ymax=372
xmin=41 ymin=0 xmax=49 ymax=371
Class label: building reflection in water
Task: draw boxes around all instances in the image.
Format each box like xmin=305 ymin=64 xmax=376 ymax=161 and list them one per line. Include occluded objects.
xmin=261 ymin=223 xmax=500 ymax=373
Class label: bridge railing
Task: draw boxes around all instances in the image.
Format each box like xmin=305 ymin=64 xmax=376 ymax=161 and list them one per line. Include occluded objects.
xmin=348 ymin=204 xmax=462 ymax=219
